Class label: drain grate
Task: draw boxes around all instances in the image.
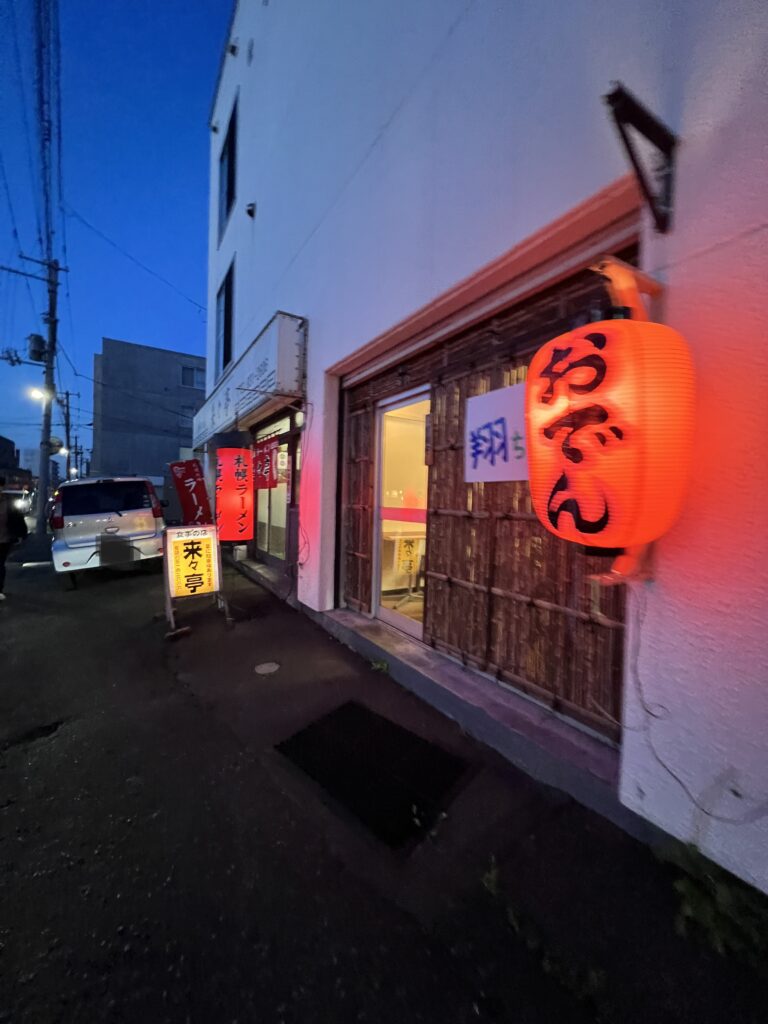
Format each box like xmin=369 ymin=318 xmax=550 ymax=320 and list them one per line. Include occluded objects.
xmin=277 ymin=701 xmax=468 ymax=849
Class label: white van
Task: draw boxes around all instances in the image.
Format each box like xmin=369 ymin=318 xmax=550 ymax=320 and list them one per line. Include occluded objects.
xmin=50 ymin=477 xmax=165 ymax=577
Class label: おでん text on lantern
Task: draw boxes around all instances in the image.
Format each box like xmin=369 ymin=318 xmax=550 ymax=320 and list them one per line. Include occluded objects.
xmin=525 ymin=319 xmax=695 ymax=549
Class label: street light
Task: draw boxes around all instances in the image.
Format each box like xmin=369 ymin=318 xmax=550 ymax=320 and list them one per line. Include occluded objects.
xmin=58 ymin=446 xmax=69 ymax=456
xmin=28 ymin=386 xmax=50 ymax=402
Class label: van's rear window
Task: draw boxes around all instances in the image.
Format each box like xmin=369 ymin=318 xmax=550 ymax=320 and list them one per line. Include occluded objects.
xmin=61 ymin=481 xmax=151 ymax=516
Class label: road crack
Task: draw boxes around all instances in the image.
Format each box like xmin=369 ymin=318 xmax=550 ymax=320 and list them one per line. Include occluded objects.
xmin=1 ymin=719 xmax=67 ymax=752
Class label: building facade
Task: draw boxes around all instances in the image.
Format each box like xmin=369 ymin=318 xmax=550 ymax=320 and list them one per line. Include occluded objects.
xmin=0 ymin=436 xmax=18 ymax=474
xmin=20 ymin=447 xmax=40 ymax=479
xmin=0 ymin=436 xmax=33 ymax=489
xmin=196 ymin=1 xmax=768 ymax=892
xmin=91 ymin=338 xmax=206 ymax=483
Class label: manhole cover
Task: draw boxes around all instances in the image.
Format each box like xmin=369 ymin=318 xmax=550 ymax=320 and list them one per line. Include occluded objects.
xmin=254 ymin=661 xmax=280 ymax=675
xmin=276 ymin=701 xmax=468 ymax=850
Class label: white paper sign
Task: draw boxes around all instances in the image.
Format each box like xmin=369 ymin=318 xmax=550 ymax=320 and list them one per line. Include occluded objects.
xmin=464 ymin=383 xmax=529 ymax=483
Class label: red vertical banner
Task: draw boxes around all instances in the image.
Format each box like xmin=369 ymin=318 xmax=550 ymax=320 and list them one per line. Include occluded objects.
xmin=169 ymin=459 xmax=213 ymax=526
xmin=216 ymin=448 xmax=254 ymax=541
xmin=253 ymin=438 xmax=279 ymax=489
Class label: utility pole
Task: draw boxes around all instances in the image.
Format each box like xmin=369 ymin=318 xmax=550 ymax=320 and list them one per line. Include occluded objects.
xmin=72 ymin=434 xmax=80 ymax=476
xmin=34 ymin=258 xmax=59 ymax=533
xmin=60 ymin=388 xmax=71 ymax=479
xmin=31 ymin=0 xmax=62 ymax=531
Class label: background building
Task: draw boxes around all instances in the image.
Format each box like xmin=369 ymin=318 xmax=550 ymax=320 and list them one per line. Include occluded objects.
xmin=0 ymin=435 xmax=33 ymax=489
xmin=20 ymin=447 xmax=40 ymax=478
xmin=91 ymin=337 xmax=205 ymax=482
xmin=0 ymin=436 xmax=18 ymax=473
xmin=196 ymin=0 xmax=768 ymax=894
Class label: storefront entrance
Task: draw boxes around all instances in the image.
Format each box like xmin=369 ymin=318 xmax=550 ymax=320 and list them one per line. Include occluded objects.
xmin=340 ymin=265 xmax=631 ymax=741
xmin=251 ymin=411 xmax=302 ymax=569
xmin=374 ymin=393 xmax=430 ymax=639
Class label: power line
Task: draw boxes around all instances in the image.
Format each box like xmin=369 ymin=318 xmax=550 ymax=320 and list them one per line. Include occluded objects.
xmin=0 ymin=245 xmax=19 ymax=340
xmin=0 ymin=148 xmax=38 ymax=316
xmin=33 ymin=0 xmax=55 ymax=260
xmin=66 ymin=361 xmax=203 ymax=422
xmin=57 ymin=337 xmax=77 ymax=375
xmin=63 ymin=203 xmax=206 ymax=313
xmin=45 ymin=0 xmax=79 ymax=382
xmin=47 ymin=0 xmax=81 ymax=377
xmin=52 ymin=0 xmax=63 ymax=218
xmin=8 ymin=0 xmax=44 ymax=251
xmin=56 ymin=202 xmax=78 ymax=370
xmin=88 ymin=413 xmax=193 ymax=440
xmin=58 ymin=213 xmax=77 ymax=355
xmin=56 ymin=345 xmax=199 ymax=430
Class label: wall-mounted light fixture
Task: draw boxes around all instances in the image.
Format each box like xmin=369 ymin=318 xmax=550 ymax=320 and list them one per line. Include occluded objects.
xmin=604 ymin=82 xmax=677 ymax=234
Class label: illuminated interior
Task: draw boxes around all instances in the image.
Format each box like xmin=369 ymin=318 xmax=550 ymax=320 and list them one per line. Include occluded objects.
xmin=378 ymin=398 xmax=430 ymax=632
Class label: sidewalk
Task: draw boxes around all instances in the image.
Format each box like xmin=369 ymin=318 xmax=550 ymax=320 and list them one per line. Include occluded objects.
xmin=169 ymin=567 xmax=767 ymax=1023
xmin=8 ymin=529 xmax=52 ymax=565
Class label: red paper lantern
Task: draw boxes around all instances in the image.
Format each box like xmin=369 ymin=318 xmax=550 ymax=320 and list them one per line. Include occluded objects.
xmin=216 ymin=447 xmax=254 ymax=541
xmin=525 ymin=319 xmax=695 ymax=549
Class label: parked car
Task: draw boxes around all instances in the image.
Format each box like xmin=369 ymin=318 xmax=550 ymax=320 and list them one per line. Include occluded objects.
xmin=2 ymin=488 xmax=33 ymax=515
xmin=50 ymin=477 xmax=165 ymax=578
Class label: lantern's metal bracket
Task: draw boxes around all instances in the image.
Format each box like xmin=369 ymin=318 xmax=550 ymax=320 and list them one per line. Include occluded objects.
xmin=590 ymin=544 xmax=655 ymax=589
xmin=604 ymin=82 xmax=677 ymax=234
xmin=590 ymin=254 xmax=662 ymax=322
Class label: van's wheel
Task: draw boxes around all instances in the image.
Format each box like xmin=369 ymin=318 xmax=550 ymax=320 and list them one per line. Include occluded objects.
xmin=60 ymin=572 xmax=78 ymax=591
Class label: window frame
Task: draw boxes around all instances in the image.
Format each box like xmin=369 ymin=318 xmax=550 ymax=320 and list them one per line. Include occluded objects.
xmin=180 ymin=366 xmax=205 ymax=390
xmin=217 ymin=99 xmax=237 ymax=241
xmin=215 ymin=261 xmax=234 ymax=379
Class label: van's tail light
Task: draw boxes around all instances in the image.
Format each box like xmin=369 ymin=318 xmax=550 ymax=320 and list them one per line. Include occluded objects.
xmin=147 ymin=483 xmax=163 ymax=519
xmin=50 ymin=494 xmax=63 ymax=531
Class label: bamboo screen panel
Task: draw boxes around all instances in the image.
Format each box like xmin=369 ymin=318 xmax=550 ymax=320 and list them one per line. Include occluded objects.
xmin=342 ymin=393 xmax=375 ymax=612
xmin=342 ymin=266 xmax=630 ymax=739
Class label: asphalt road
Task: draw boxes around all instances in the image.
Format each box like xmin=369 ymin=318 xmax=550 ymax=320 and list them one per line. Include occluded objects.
xmin=0 ymin=556 xmax=595 ymax=1024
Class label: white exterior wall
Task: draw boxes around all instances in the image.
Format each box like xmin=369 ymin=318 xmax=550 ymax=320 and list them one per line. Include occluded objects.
xmin=620 ymin=6 xmax=768 ymax=892
xmin=207 ymin=0 xmax=768 ymax=890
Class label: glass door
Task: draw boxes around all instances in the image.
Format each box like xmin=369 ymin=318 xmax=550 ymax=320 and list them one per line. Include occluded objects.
xmin=254 ymin=415 xmax=296 ymax=566
xmin=256 ymin=440 xmax=290 ymax=559
xmin=375 ymin=393 xmax=430 ymax=639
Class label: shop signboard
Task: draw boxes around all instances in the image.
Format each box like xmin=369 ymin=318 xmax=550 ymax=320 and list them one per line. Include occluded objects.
xmin=216 ymin=447 xmax=254 ymax=541
xmin=165 ymin=525 xmax=220 ymax=599
xmin=464 ymin=383 xmax=529 ymax=483
xmin=254 ymin=438 xmax=279 ymax=489
xmin=169 ymin=458 xmax=213 ymax=526
xmin=192 ymin=312 xmax=305 ymax=447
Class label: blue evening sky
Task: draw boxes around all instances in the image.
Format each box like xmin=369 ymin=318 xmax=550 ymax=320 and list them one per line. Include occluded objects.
xmin=0 ymin=0 xmax=230 ymax=467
